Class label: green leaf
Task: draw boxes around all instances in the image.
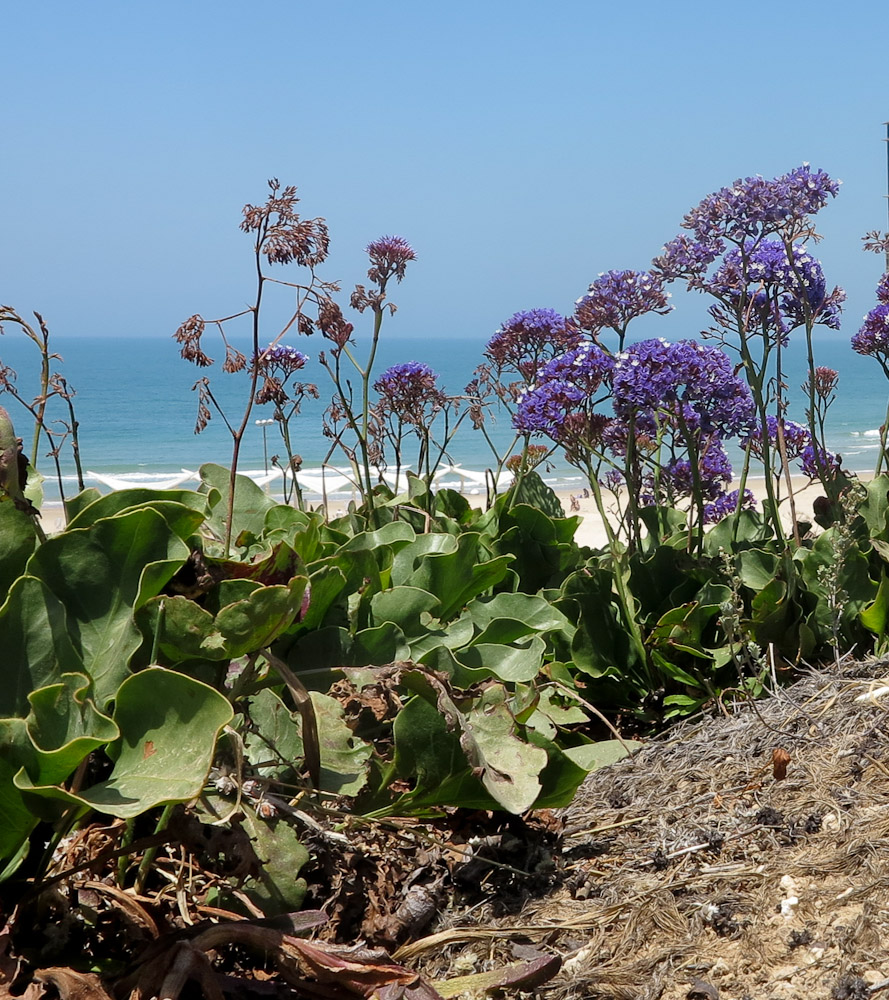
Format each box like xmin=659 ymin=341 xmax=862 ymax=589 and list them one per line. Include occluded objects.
xmin=861 ymin=572 xmax=889 ymax=647
xmin=393 ymin=680 xmax=548 ymax=814
xmin=737 ymin=547 xmax=780 ymax=592
xmin=505 ymin=471 xmax=565 ymax=520
xmin=0 ymin=500 xmax=39 ymax=604
xmin=858 ymin=474 xmax=889 ymax=541
xmin=0 ymin=576 xmax=83 ymax=717
xmin=16 ymin=667 xmax=233 ymax=819
xmin=199 ymin=794 xmax=308 ymax=917
xmin=27 ymin=510 xmax=191 ymax=705
xmin=390 ymin=532 xmax=458 ymax=585
xmin=214 ymin=577 xmax=309 ymax=656
xmin=456 ymin=636 xmax=547 ymax=683
xmin=243 ymin=689 xmax=370 ymax=795
xmin=370 ymin=586 xmax=442 ymax=639
xmin=341 ymin=520 xmax=416 ymax=553
xmin=466 ymin=592 xmax=575 ymax=638
xmin=66 ymin=493 xmax=207 ymax=534
xmin=562 ymin=739 xmax=640 ymax=771
xmin=403 ymin=532 xmax=512 ymax=620
xmin=199 ymin=463 xmax=279 ymax=543
xmin=286 ymin=623 xmax=410 ymax=672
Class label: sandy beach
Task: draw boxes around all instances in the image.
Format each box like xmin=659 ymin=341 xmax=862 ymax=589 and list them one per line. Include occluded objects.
xmin=37 ymin=475 xmax=843 ymax=549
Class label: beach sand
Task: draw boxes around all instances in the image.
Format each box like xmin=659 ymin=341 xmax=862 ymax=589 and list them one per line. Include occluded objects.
xmin=37 ymin=475 xmax=841 ymax=549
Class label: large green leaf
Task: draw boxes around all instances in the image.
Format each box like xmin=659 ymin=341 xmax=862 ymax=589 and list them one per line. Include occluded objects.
xmin=0 ymin=673 xmax=118 ymax=868
xmin=16 ymin=667 xmax=233 ymax=819
xmin=391 ymin=684 xmax=548 ymax=814
xmin=243 ymin=688 xmax=370 ymax=795
xmin=26 ymin=510 xmax=191 ymax=705
xmin=562 ymin=739 xmax=641 ymax=771
xmin=0 ymin=576 xmax=83 ymax=717
xmin=0 ymin=500 xmax=39 ymax=604
xmin=66 ymin=492 xmax=207 ymax=533
xmin=456 ymin=636 xmax=547 ymax=683
xmin=404 ymin=532 xmax=512 ymax=619
xmin=390 ymin=532 xmax=458 ymax=586
xmin=200 ymin=463 xmax=279 ymax=544
xmin=466 ymin=592 xmax=575 ymax=636
xmin=370 ymin=586 xmax=442 ymax=639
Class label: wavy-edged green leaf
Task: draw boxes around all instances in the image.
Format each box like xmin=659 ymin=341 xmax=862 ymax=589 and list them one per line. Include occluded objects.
xmin=0 ymin=500 xmax=39 ymax=604
xmin=26 ymin=509 xmax=191 ymax=705
xmin=66 ymin=491 xmax=208 ymax=533
xmin=0 ymin=576 xmax=83 ymax=717
xmin=466 ymin=592 xmax=575 ymax=637
xmin=456 ymin=636 xmax=547 ymax=683
xmin=16 ymin=667 xmax=233 ymax=818
xmin=370 ymin=586 xmax=441 ymax=639
xmin=404 ymin=532 xmax=512 ymax=619
xmin=562 ymin=739 xmax=640 ymax=772
xmin=200 ymin=462 xmax=279 ymax=544
xmin=243 ymin=689 xmax=370 ymax=795
xmin=391 ymin=684 xmax=547 ymax=814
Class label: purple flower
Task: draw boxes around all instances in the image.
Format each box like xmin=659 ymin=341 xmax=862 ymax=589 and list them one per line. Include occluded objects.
xmin=535 ymin=342 xmax=614 ymax=393
xmin=800 ymin=443 xmax=840 ymax=479
xmin=653 ymin=235 xmax=724 ymax=285
xmin=513 ymin=380 xmax=586 ymax=439
xmin=374 ymin=361 xmax=446 ymax=423
xmin=709 ymin=240 xmax=842 ymax=333
xmin=574 ymin=270 xmax=672 ymax=337
xmin=877 ymin=271 xmax=889 ymax=305
xmin=661 ymin=443 xmax=733 ymax=501
xmin=611 ymin=339 xmax=754 ymax=437
xmin=742 ymin=417 xmax=810 ymax=460
xmin=704 ymin=489 xmax=756 ymax=524
xmin=485 ymin=309 xmax=582 ymax=381
xmin=680 ymin=165 xmax=839 ymax=246
xmin=254 ymin=344 xmax=309 ymax=376
xmin=365 ymin=235 xmax=416 ymax=285
xmin=513 ymin=342 xmax=614 ymax=446
xmin=852 ymin=304 xmax=889 ymax=359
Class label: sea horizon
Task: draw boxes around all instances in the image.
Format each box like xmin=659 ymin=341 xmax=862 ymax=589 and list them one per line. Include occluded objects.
xmin=1 ymin=332 xmax=886 ymax=502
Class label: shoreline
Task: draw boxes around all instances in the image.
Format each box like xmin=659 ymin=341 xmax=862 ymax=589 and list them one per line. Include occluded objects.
xmin=37 ymin=474 xmax=850 ymax=548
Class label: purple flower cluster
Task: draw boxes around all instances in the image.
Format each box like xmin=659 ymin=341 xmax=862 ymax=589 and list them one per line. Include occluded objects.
xmin=573 ymin=270 xmax=672 ymax=338
xmin=365 ymin=235 xmax=416 ymax=286
xmin=709 ymin=240 xmax=842 ymax=334
xmin=653 ymin=167 xmax=842 ymax=313
xmin=742 ymin=416 xmax=810 ymax=459
xmin=703 ymin=488 xmax=756 ymax=524
xmin=374 ymin=361 xmax=447 ymax=423
xmin=611 ymin=339 xmax=754 ymax=437
xmin=661 ymin=445 xmax=733 ymax=501
xmin=513 ymin=342 xmax=613 ymax=440
xmin=680 ymin=164 xmax=839 ymax=245
xmin=485 ymin=309 xmax=582 ymax=381
xmin=254 ymin=344 xmax=309 ymax=376
xmin=852 ymin=271 xmax=889 ymax=361
xmin=742 ymin=416 xmax=839 ymax=479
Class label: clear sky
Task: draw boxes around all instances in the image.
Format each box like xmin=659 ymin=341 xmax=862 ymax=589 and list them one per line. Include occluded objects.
xmin=3 ymin=0 xmax=889 ymax=346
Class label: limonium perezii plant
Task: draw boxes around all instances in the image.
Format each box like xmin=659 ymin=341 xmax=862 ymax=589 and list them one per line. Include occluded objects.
xmin=653 ymin=164 xmax=847 ymax=542
xmin=506 ymin=166 xmax=847 ymax=557
xmin=852 ymin=233 xmax=889 ymax=475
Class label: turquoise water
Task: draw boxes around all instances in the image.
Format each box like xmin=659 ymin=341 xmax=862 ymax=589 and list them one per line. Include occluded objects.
xmin=1 ymin=332 xmax=886 ymax=501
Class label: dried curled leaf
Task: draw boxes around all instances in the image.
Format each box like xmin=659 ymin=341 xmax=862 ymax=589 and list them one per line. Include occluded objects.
xmin=772 ymin=747 xmax=791 ymax=781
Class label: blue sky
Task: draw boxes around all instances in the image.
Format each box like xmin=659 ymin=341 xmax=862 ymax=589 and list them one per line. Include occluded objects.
xmin=3 ymin=0 xmax=889 ymax=345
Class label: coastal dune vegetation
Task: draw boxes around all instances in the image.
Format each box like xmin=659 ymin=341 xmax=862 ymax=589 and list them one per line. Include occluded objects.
xmin=4 ymin=165 xmax=889 ymax=996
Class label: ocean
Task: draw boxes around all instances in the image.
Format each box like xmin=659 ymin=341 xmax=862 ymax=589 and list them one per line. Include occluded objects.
xmin=1 ymin=331 xmax=886 ymax=502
